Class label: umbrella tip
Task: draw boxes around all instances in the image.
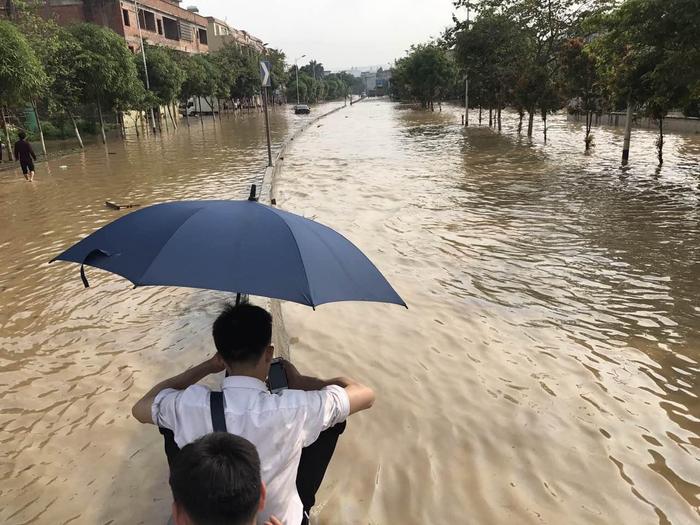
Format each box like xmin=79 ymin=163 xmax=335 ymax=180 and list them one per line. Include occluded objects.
xmin=248 ymin=185 xmax=258 ymax=202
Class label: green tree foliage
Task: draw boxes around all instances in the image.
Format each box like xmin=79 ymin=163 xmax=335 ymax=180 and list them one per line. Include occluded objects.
xmin=0 ymin=19 xmax=46 ymax=158
xmin=212 ymin=43 xmax=259 ymax=102
xmin=137 ymin=43 xmax=184 ymax=106
xmin=455 ymin=10 xmax=529 ymax=129
xmin=560 ymin=37 xmax=603 ymax=149
xmin=391 ymin=44 xmax=456 ymax=109
xmin=266 ymin=48 xmax=288 ymax=91
xmin=69 ymin=23 xmax=141 ymax=142
xmin=592 ymin=0 xmax=700 ymax=163
xmin=0 ymin=19 xmax=46 ymax=106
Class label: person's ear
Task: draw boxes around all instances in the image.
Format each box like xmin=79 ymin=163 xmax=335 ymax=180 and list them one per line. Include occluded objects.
xmin=265 ymin=345 xmax=274 ymax=363
xmin=172 ymin=501 xmax=190 ymax=525
xmin=259 ymin=481 xmax=267 ymax=511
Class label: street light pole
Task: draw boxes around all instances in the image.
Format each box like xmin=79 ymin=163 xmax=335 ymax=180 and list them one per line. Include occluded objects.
xmin=294 ymin=54 xmax=306 ymax=105
xmin=134 ymin=0 xmax=157 ymax=134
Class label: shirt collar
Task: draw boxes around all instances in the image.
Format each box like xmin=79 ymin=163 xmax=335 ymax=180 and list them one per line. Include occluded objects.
xmin=222 ymin=375 xmax=268 ymax=392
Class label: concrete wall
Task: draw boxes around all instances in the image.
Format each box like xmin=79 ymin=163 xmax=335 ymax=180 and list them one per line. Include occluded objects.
xmin=568 ymin=112 xmax=700 ymax=134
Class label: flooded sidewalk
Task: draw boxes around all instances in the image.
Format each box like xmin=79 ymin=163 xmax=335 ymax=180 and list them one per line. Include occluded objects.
xmin=275 ymin=100 xmax=700 ymax=524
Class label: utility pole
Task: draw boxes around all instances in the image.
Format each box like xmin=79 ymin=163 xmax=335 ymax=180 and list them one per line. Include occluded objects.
xmin=134 ymin=0 xmax=157 ymax=134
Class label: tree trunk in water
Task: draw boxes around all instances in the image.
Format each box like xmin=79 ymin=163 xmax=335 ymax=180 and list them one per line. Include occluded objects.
xmin=478 ymin=105 xmax=482 ymax=125
xmin=542 ymin=113 xmax=547 ymax=143
xmin=584 ymin=111 xmax=592 ymax=151
xmin=1 ymin=105 xmax=14 ymax=161
xmin=134 ymin=113 xmax=140 ymax=137
xmin=198 ymin=97 xmax=204 ymax=127
xmin=517 ymin=110 xmax=523 ymax=134
xmin=497 ymin=107 xmax=502 ymax=132
xmin=184 ymin=100 xmax=190 ymax=127
xmin=489 ymin=108 xmax=493 ymax=127
xmin=31 ymin=100 xmax=48 ymax=157
xmin=621 ymin=100 xmax=633 ymax=165
xmin=167 ymin=104 xmax=177 ymax=130
xmin=206 ymin=97 xmax=217 ymax=123
xmin=67 ymin=110 xmax=84 ymax=148
xmin=657 ymin=117 xmax=664 ymax=165
xmin=96 ymin=97 xmax=107 ymax=144
xmin=172 ymin=101 xmax=179 ymax=128
xmin=162 ymin=107 xmax=170 ymax=132
xmin=527 ymin=110 xmax=534 ymax=137
xmin=168 ymin=103 xmax=177 ymax=129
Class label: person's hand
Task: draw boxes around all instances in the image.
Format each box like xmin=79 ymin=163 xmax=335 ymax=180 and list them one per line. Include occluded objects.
xmin=205 ymin=354 xmax=226 ymax=374
xmin=278 ymin=358 xmax=303 ymax=389
xmin=264 ymin=516 xmax=283 ymax=525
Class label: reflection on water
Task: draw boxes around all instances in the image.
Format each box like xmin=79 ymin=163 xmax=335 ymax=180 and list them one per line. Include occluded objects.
xmin=277 ymin=101 xmax=700 ymax=524
xmin=0 ymin=98 xmax=698 ymax=524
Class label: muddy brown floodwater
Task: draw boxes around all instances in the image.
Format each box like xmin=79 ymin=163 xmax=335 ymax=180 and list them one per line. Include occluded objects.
xmin=1 ymin=99 xmax=699 ymax=524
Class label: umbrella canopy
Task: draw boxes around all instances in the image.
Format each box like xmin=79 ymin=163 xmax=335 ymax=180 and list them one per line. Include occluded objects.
xmin=51 ymin=200 xmax=405 ymax=308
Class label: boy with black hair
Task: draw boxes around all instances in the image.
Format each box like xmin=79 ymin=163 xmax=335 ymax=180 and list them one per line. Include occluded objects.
xmin=14 ymin=131 xmax=37 ymax=181
xmin=170 ymin=432 xmax=282 ymax=525
xmin=133 ymin=303 xmax=375 ymax=525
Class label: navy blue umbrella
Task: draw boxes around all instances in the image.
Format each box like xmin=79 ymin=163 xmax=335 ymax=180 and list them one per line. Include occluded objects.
xmin=51 ymin=199 xmax=405 ymax=308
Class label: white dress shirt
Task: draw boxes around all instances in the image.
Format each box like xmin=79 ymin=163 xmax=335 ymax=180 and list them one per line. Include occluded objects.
xmin=152 ymin=375 xmax=350 ymax=525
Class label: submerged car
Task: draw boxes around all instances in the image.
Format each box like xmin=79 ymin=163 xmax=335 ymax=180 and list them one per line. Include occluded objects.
xmin=294 ymin=104 xmax=311 ymax=115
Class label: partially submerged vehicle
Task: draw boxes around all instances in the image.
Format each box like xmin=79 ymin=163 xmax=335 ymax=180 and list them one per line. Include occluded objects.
xmin=294 ymin=104 xmax=311 ymax=115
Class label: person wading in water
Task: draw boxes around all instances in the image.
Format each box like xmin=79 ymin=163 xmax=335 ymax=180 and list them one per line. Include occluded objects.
xmin=14 ymin=131 xmax=37 ymax=182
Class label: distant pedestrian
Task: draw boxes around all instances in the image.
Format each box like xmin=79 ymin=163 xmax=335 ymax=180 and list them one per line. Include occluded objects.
xmin=14 ymin=131 xmax=36 ymax=182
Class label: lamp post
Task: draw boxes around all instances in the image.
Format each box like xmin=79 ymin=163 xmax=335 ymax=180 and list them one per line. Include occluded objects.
xmin=134 ymin=0 xmax=157 ymax=134
xmin=295 ymin=54 xmax=306 ymax=105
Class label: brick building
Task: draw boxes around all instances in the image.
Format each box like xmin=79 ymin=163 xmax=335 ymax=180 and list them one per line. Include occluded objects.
xmin=207 ymin=16 xmax=265 ymax=55
xmin=34 ymin=0 xmax=210 ymax=54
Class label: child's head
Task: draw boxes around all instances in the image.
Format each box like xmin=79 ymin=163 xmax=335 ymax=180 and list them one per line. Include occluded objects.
xmin=18 ymin=131 xmax=26 ymax=140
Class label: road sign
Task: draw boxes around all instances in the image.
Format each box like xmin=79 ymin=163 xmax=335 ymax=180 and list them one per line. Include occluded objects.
xmin=260 ymin=60 xmax=272 ymax=87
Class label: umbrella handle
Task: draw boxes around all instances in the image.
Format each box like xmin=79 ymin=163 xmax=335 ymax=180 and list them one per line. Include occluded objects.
xmin=80 ymin=249 xmax=112 ymax=288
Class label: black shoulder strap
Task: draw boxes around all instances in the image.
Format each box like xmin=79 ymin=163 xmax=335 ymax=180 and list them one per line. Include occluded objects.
xmin=210 ymin=391 xmax=227 ymax=432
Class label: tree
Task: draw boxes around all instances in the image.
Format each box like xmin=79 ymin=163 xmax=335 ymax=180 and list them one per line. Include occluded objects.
xmin=392 ymin=44 xmax=456 ymax=110
xmin=560 ymin=37 xmax=603 ymax=150
xmin=593 ymin=0 xmax=700 ymax=164
xmin=32 ymin=25 xmax=87 ymax=148
xmin=177 ymin=52 xmax=207 ymax=127
xmin=0 ymin=19 xmax=47 ymax=160
xmin=455 ymin=10 xmax=529 ymax=131
xmin=137 ymin=43 xmax=184 ymax=129
xmin=69 ymin=23 xmax=141 ymax=144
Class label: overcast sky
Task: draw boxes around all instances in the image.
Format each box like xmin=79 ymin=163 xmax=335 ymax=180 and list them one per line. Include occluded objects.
xmin=194 ymin=0 xmax=459 ymax=71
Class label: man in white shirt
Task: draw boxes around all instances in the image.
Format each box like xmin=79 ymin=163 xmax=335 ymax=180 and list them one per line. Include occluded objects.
xmin=132 ymin=303 xmax=376 ymax=525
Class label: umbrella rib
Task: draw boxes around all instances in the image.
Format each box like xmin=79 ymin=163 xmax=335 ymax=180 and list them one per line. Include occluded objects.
xmin=261 ymin=205 xmax=315 ymax=307
xmin=134 ymin=207 xmax=204 ymax=286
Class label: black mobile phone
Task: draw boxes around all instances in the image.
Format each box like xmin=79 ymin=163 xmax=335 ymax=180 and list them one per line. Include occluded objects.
xmin=268 ymin=359 xmax=288 ymax=394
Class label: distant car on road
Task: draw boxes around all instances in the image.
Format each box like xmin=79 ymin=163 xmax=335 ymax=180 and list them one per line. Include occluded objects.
xmin=294 ymin=104 xmax=311 ymax=115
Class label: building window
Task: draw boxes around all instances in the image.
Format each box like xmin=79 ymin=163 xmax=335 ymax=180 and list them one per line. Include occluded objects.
xmin=163 ymin=17 xmax=179 ymax=40
xmin=179 ymin=21 xmax=194 ymax=41
xmin=122 ymin=9 xmax=130 ymax=27
xmin=198 ymin=28 xmax=208 ymax=45
xmin=138 ymin=9 xmax=156 ymax=32
xmin=157 ymin=19 xmax=163 ymax=35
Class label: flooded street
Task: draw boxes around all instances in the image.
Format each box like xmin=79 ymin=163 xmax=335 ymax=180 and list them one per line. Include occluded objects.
xmin=1 ymin=98 xmax=699 ymax=524
xmin=277 ymin=101 xmax=700 ymax=524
